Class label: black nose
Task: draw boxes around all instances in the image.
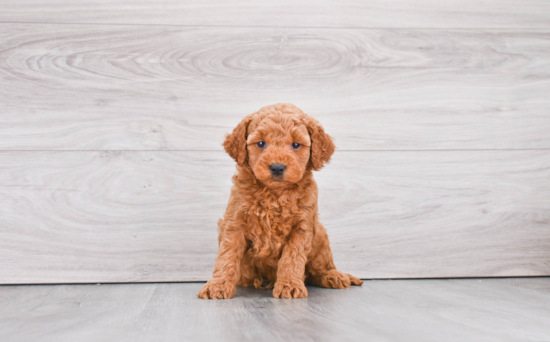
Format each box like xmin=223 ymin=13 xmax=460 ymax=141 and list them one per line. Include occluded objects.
xmin=269 ymin=163 xmax=286 ymax=176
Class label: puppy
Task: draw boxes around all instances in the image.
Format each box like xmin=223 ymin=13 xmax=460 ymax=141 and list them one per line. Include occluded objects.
xmin=198 ymin=103 xmax=362 ymax=299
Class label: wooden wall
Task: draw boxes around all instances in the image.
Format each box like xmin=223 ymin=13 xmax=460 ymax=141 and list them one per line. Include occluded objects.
xmin=1 ymin=0 xmax=549 ymax=283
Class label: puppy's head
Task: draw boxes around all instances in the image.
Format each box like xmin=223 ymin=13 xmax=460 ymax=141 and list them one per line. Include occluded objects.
xmin=223 ymin=103 xmax=335 ymax=188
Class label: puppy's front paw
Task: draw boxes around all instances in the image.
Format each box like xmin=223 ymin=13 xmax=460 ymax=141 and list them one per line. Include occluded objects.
xmin=198 ymin=278 xmax=236 ymax=300
xmin=273 ymin=278 xmax=308 ymax=299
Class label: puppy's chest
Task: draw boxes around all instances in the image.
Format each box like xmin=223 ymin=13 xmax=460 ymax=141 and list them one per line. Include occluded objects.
xmin=243 ymin=200 xmax=302 ymax=257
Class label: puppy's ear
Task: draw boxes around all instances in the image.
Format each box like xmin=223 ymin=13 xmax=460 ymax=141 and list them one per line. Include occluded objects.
xmin=306 ymin=116 xmax=335 ymax=171
xmin=223 ymin=115 xmax=253 ymax=166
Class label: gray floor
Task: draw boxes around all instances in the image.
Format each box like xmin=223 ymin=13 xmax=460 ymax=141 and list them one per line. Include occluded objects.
xmin=1 ymin=278 xmax=549 ymax=341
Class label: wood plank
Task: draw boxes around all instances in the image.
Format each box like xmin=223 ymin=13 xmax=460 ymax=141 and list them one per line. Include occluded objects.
xmin=0 ymin=150 xmax=548 ymax=284
xmin=1 ymin=279 xmax=550 ymax=341
xmin=1 ymin=0 xmax=550 ymax=28
xmin=1 ymin=24 xmax=550 ymax=151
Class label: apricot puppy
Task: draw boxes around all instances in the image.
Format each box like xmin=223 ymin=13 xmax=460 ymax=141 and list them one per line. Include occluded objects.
xmin=198 ymin=103 xmax=362 ymax=299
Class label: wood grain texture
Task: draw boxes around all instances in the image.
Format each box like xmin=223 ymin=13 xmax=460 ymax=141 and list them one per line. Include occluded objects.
xmin=1 ymin=24 xmax=550 ymax=150
xmin=1 ymin=150 xmax=548 ymax=284
xmin=1 ymin=278 xmax=550 ymax=341
xmin=1 ymin=0 xmax=550 ymax=28
xmin=2 ymin=2 xmax=550 ymax=285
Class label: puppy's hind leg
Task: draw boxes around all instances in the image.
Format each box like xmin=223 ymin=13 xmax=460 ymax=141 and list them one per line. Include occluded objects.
xmin=253 ymin=278 xmax=275 ymax=290
xmin=236 ymin=253 xmax=260 ymax=288
xmin=306 ymin=225 xmax=363 ymax=289
xmin=307 ymin=269 xmax=363 ymax=289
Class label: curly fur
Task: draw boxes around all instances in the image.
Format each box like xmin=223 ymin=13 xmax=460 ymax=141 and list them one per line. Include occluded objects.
xmin=198 ymin=103 xmax=362 ymax=299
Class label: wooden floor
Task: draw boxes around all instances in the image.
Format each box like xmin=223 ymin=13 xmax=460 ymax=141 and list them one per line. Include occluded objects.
xmin=1 ymin=278 xmax=549 ymax=341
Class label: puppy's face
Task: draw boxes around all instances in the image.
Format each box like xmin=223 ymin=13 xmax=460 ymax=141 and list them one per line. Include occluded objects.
xmin=246 ymin=115 xmax=311 ymax=187
xmin=223 ymin=104 xmax=335 ymax=189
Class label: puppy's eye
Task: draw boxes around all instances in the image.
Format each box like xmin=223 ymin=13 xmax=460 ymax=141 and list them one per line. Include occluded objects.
xmin=256 ymin=141 xmax=266 ymax=149
xmin=291 ymin=142 xmax=301 ymax=149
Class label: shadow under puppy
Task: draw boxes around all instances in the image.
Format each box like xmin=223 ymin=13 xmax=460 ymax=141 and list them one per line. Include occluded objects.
xmin=199 ymin=103 xmax=362 ymax=299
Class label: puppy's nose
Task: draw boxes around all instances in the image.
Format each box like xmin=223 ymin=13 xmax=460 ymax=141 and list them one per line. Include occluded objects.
xmin=269 ymin=163 xmax=286 ymax=176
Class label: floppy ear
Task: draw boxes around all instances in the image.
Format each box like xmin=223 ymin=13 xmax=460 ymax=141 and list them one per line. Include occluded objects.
xmin=307 ymin=117 xmax=335 ymax=171
xmin=223 ymin=115 xmax=253 ymax=166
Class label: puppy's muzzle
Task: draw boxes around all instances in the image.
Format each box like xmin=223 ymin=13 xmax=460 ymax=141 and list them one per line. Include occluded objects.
xmin=269 ymin=163 xmax=286 ymax=177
